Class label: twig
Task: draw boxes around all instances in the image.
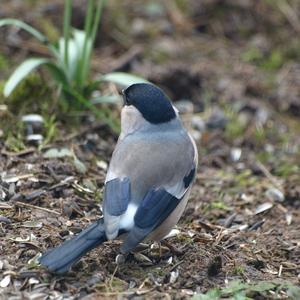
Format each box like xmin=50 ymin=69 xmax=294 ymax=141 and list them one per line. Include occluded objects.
xmin=278 ymin=265 xmax=283 ymax=277
xmin=1 ymin=148 xmax=37 ymax=157
xmin=108 ymin=46 xmax=143 ymax=72
xmin=1 ymin=145 xmax=53 ymax=157
xmin=255 ymin=160 xmax=282 ymax=189
xmin=277 ymin=1 xmax=300 ymax=33
xmin=108 ymin=265 xmax=119 ymax=290
xmin=15 ymin=201 xmax=60 ymax=215
xmin=169 ymin=260 xmax=184 ymax=272
xmin=0 ymin=203 xmax=13 ymax=209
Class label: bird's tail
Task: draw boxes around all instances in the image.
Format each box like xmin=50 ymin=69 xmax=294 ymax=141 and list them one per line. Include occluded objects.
xmin=39 ymin=218 xmax=107 ymax=274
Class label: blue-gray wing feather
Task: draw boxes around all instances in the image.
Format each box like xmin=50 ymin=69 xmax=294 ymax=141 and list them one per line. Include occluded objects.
xmin=104 ymin=177 xmax=130 ymax=216
xmin=183 ymin=167 xmax=196 ymax=188
xmin=103 ymin=177 xmax=131 ymax=239
xmin=135 ymin=188 xmax=181 ymax=228
xmin=121 ymin=188 xmax=181 ymax=253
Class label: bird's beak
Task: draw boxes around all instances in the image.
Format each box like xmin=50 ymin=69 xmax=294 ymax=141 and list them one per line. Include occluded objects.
xmin=121 ymin=89 xmax=128 ymax=106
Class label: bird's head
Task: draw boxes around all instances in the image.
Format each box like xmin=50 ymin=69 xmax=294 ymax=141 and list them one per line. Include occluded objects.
xmin=122 ymin=83 xmax=177 ymax=125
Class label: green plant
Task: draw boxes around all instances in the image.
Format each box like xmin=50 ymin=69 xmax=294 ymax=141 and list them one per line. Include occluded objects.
xmin=0 ymin=0 xmax=147 ymax=126
xmin=193 ymin=280 xmax=300 ymax=300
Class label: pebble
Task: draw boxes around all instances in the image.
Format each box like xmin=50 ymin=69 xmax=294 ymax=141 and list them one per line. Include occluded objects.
xmin=0 ymin=275 xmax=10 ymax=288
xmin=174 ymin=100 xmax=194 ymax=114
xmin=255 ymin=202 xmax=273 ymax=214
xmin=206 ymin=108 xmax=228 ymax=129
xmin=266 ymin=188 xmax=285 ymax=202
xmin=230 ymin=148 xmax=242 ymax=162
xmin=191 ymin=116 xmax=206 ymax=132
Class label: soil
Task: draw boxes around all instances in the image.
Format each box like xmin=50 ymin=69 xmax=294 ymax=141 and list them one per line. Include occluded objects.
xmin=0 ymin=1 xmax=300 ymax=299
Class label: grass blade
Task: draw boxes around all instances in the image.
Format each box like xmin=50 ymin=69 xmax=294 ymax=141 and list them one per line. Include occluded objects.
xmin=80 ymin=0 xmax=105 ymax=87
xmin=78 ymin=0 xmax=94 ymax=87
xmin=63 ymin=0 xmax=72 ymax=67
xmin=63 ymin=86 xmax=120 ymax=132
xmin=0 ymin=18 xmax=47 ymax=43
xmin=100 ymin=72 xmax=149 ymax=86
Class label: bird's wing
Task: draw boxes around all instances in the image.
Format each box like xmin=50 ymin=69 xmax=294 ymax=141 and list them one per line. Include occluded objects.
xmin=103 ymin=130 xmax=197 ymax=241
xmin=121 ymin=187 xmax=182 ymax=253
xmin=103 ymin=177 xmax=131 ymax=239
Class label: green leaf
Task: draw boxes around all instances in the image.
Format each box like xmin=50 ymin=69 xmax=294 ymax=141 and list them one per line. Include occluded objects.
xmin=73 ymin=29 xmax=92 ymax=83
xmin=221 ymin=281 xmax=248 ymax=295
xmin=100 ymin=72 xmax=149 ymax=87
xmin=0 ymin=18 xmax=47 ymax=43
xmin=249 ymin=282 xmax=276 ymax=292
xmin=192 ymin=289 xmax=221 ymax=300
xmin=45 ymin=63 xmax=68 ymax=86
xmin=73 ymin=156 xmax=87 ymax=174
xmin=43 ymin=148 xmax=73 ymax=158
xmin=91 ymin=94 xmax=120 ymax=104
xmin=62 ymin=86 xmax=120 ymax=132
xmin=4 ymin=58 xmax=67 ymax=97
xmin=4 ymin=58 xmax=50 ymax=97
xmin=287 ymin=285 xmax=300 ymax=300
xmin=57 ymin=29 xmax=91 ymax=82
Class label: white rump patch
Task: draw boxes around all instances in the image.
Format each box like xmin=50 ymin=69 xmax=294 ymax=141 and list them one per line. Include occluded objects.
xmin=119 ymin=203 xmax=138 ymax=230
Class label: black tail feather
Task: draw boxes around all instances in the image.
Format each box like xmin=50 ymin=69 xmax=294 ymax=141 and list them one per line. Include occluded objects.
xmin=39 ymin=218 xmax=107 ymax=274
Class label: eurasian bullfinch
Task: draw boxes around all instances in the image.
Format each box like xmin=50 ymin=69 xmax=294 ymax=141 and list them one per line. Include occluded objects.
xmin=39 ymin=83 xmax=198 ymax=273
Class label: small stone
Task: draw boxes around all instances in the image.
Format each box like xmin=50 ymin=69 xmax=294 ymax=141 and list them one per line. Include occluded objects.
xmin=206 ymin=108 xmax=227 ymax=129
xmin=132 ymin=18 xmax=147 ymax=37
xmin=0 ymin=216 xmax=11 ymax=224
xmin=255 ymin=202 xmax=273 ymax=214
xmin=115 ymin=254 xmax=126 ymax=265
xmin=174 ymin=100 xmax=194 ymax=114
xmin=255 ymin=108 xmax=269 ymax=125
xmin=26 ymin=134 xmax=43 ymax=145
xmin=96 ymin=160 xmax=108 ymax=171
xmin=0 ymin=187 xmax=7 ymax=201
xmin=286 ymin=213 xmax=292 ymax=225
xmin=230 ymin=148 xmax=242 ymax=162
xmin=21 ymin=114 xmax=44 ymax=124
xmin=28 ymin=277 xmax=39 ymax=285
xmin=191 ymin=116 xmax=206 ymax=132
xmin=0 ymin=275 xmax=11 ymax=288
xmin=190 ymin=129 xmax=202 ymax=142
xmin=169 ymin=270 xmax=179 ymax=284
xmin=266 ymin=188 xmax=285 ymax=202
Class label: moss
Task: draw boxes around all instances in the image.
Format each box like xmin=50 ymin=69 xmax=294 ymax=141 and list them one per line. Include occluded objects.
xmin=5 ymin=131 xmax=26 ymax=152
xmin=234 ymin=265 xmax=245 ymax=275
xmin=260 ymin=49 xmax=284 ymax=70
xmin=274 ymin=162 xmax=299 ymax=178
xmin=235 ymin=169 xmax=257 ymax=187
xmin=241 ymin=44 xmax=299 ymax=71
xmin=0 ymin=55 xmax=8 ymax=71
xmin=224 ymin=115 xmax=246 ymax=140
xmin=241 ymin=47 xmax=264 ymax=64
xmin=3 ymin=74 xmax=54 ymax=115
xmin=210 ymin=201 xmax=230 ymax=211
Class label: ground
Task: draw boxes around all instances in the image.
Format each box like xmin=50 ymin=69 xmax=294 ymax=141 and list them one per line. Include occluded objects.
xmin=0 ymin=1 xmax=300 ymax=299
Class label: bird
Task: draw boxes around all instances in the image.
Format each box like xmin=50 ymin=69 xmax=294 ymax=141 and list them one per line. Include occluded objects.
xmin=39 ymin=83 xmax=198 ymax=273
